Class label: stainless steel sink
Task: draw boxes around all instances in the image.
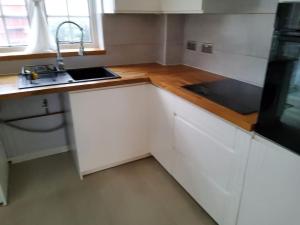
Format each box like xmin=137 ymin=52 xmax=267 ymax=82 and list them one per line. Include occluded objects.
xmin=18 ymin=65 xmax=120 ymax=89
xmin=66 ymin=67 xmax=120 ymax=82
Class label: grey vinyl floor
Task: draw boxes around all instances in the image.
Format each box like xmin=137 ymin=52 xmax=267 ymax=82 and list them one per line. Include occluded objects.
xmin=0 ymin=153 xmax=217 ymax=225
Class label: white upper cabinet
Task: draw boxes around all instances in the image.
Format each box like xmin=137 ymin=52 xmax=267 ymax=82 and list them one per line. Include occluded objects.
xmin=161 ymin=0 xmax=203 ymax=13
xmin=103 ymin=0 xmax=161 ymax=13
xmin=103 ymin=0 xmax=278 ymax=14
xmin=202 ymin=0 xmax=278 ymax=13
xmin=234 ymin=0 xmax=278 ymax=13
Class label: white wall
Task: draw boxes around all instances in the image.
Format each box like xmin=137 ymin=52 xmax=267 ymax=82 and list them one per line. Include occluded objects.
xmin=165 ymin=15 xmax=185 ymax=65
xmin=156 ymin=15 xmax=185 ymax=65
xmin=156 ymin=15 xmax=168 ymax=65
xmin=0 ymin=14 xmax=162 ymax=162
xmin=183 ymin=13 xmax=276 ymax=86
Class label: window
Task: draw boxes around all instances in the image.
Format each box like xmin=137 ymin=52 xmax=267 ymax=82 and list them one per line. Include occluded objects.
xmin=0 ymin=0 xmax=100 ymax=52
xmin=44 ymin=0 xmax=93 ymax=44
xmin=0 ymin=0 xmax=30 ymax=47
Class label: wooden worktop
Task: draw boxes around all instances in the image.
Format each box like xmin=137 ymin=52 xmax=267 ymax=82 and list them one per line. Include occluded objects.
xmin=0 ymin=71 xmax=149 ymax=100
xmin=0 ymin=63 xmax=258 ymax=131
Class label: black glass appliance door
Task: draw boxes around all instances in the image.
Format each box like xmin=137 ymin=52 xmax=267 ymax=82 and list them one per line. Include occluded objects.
xmin=256 ymin=34 xmax=300 ymax=155
xmin=276 ymin=3 xmax=300 ymax=31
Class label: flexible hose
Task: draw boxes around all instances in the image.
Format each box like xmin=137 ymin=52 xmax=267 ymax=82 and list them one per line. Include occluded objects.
xmin=0 ymin=119 xmax=65 ymax=133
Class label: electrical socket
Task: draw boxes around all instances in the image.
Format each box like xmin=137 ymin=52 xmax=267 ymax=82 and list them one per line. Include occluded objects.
xmin=201 ymin=43 xmax=213 ymax=54
xmin=186 ymin=41 xmax=197 ymax=51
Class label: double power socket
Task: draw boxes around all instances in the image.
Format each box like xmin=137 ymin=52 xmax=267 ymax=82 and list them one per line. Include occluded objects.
xmin=186 ymin=41 xmax=213 ymax=54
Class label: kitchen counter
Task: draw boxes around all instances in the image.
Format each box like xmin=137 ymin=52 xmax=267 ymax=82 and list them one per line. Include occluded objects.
xmin=0 ymin=71 xmax=149 ymax=100
xmin=0 ymin=63 xmax=258 ymax=131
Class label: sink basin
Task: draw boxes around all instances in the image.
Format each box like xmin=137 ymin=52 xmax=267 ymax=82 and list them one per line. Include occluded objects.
xmin=18 ymin=66 xmax=121 ymax=89
xmin=67 ymin=67 xmax=120 ymax=82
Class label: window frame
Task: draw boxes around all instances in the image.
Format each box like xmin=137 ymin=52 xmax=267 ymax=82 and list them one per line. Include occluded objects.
xmin=0 ymin=0 xmax=30 ymax=52
xmin=0 ymin=0 xmax=100 ymax=53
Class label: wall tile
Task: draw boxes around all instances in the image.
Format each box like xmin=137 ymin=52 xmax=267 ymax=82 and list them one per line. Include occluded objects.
xmin=183 ymin=14 xmax=276 ymax=86
xmin=103 ymin=14 xmax=160 ymax=46
xmin=156 ymin=15 xmax=185 ymax=65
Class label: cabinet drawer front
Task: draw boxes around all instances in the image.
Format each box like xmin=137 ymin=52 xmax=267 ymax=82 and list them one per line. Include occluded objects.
xmin=172 ymin=150 xmax=229 ymax=225
xmin=173 ymin=115 xmax=236 ymax=224
xmin=175 ymin=96 xmax=237 ymax=149
xmin=174 ymin=115 xmax=235 ymax=191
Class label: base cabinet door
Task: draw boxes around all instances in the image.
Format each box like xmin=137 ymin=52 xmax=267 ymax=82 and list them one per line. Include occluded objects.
xmin=173 ymin=96 xmax=253 ymax=225
xmin=150 ymin=87 xmax=252 ymax=225
xmin=237 ymin=136 xmax=300 ymax=225
xmin=172 ymin=114 xmax=251 ymax=225
xmin=172 ymin=115 xmax=232 ymax=224
xmin=67 ymin=85 xmax=150 ymax=176
xmin=149 ymin=86 xmax=176 ymax=174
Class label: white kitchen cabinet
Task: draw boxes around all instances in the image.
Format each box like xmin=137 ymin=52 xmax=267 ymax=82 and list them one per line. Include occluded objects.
xmin=237 ymin=135 xmax=300 ymax=225
xmin=161 ymin=0 xmax=278 ymax=13
xmin=234 ymin=0 xmax=278 ymax=13
xmin=103 ymin=0 xmax=161 ymax=13
xmin=149 ymin=86 xmax=252 ymax=225
xmin=103 ymin=0 xmax=204 ymax=14
xmin=161 ymin=0 xmax=203 ymax=13
xmin=149 ymin=86 xmax=176 ymax=174
xmin=103 ymin=0 xmax=278 ymax=14
xmin=173 ymin=96 xmax=252 ymax=225
xmin=0 ymin=139 xmax=8 ymax=205
xmin=65 ymin=83 xmax=259 ymax=225
xmin=202 ymin=0 xmax=278 ymax=14
xmin=66 ymin=84 xmax=150 ymax=177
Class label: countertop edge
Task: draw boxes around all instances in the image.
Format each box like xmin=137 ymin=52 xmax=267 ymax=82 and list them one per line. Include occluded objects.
xmin=150 ymin=81 xmax=255 ymax=132
xmin=0 ymin=64 xmax=257 ymax=131
xmin=0 ymin=76 xmax=150 ymax=100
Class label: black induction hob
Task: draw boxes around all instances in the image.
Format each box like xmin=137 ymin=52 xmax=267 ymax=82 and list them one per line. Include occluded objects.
xmin=183 ymin=79 xmax=263 ymax=115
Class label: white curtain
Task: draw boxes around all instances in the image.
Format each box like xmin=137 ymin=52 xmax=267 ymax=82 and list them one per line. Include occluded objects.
xmin=25 ymin=0 xmax=55 ymax=53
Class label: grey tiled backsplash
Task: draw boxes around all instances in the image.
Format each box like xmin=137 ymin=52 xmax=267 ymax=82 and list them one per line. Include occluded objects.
xmin=183 ymin=14 xmax=276 ymax=87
